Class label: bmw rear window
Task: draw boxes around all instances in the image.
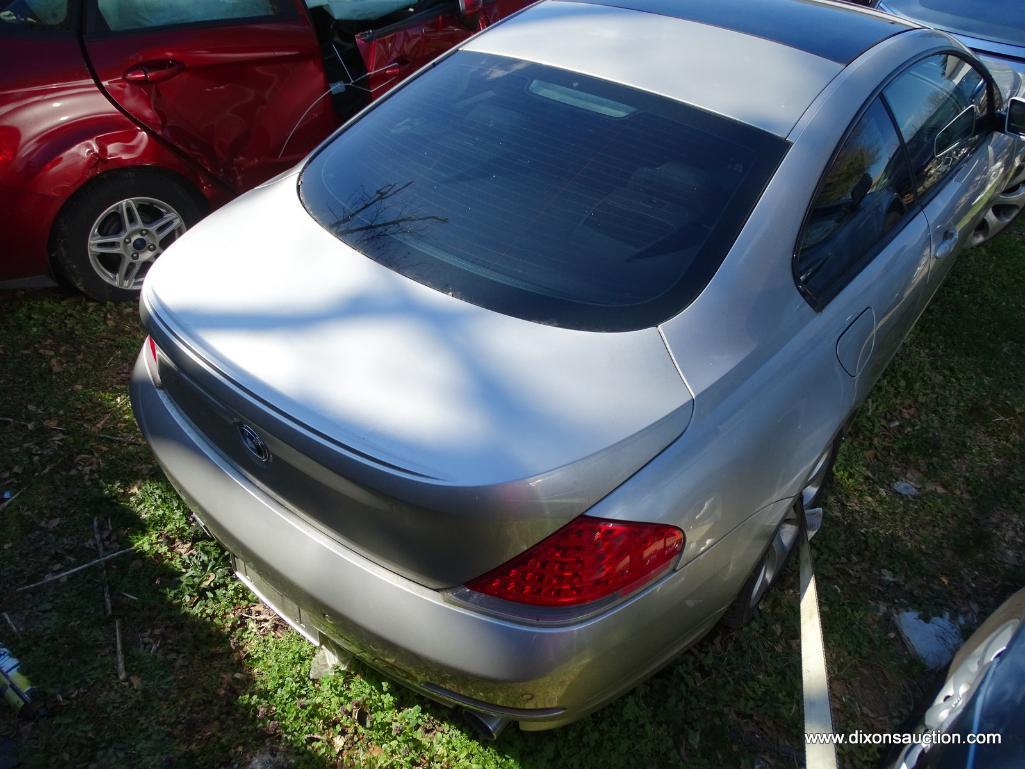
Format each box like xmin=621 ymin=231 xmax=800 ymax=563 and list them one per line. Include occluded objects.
xmin=300 ymin=52 xmax=788 ymax=332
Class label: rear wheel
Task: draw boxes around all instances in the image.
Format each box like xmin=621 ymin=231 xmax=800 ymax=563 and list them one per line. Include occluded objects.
xmin=721 ymin=439 xmax=838 ymax=629
xmin=51 ymin=171 xmax=203 ymax=301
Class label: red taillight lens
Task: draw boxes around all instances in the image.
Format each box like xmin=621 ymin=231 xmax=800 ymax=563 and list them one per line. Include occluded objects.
xmin=465 ymin=517 xmax=684 ymax=608
xmin=146 ymin=336 xmax=158 ymax=363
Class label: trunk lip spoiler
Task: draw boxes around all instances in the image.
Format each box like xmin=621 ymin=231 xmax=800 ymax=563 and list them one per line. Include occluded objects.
xmin=140 ymin=288 xmax=694 ymax=495
xmin=139 ymin=289 xmax=694 ymax=585
xmin=141 ymin=291 xmax=430 ymax=479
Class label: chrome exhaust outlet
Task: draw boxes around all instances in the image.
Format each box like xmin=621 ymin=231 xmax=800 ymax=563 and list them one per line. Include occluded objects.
xmin=463 ymin=710 xmax=511 ymax=740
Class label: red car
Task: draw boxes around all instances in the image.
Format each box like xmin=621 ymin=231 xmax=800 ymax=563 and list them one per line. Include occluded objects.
xmin=0 ymin=0 xmax=530 ymax=300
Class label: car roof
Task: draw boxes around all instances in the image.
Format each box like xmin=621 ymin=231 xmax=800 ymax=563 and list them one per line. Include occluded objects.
xmin=464 ymin=0 xmax=916 ymax=137
xmin=569 ymin=0 xmax=915 ymax=64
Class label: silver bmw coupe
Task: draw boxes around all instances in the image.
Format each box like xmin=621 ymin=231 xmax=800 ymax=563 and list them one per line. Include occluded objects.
xmin=131 ymin=0 xmax=1025 ymax=736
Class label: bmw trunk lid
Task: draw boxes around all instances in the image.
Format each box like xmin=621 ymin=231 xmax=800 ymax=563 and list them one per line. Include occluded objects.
xmin=140 ymin=174 xmax=693 ymax=587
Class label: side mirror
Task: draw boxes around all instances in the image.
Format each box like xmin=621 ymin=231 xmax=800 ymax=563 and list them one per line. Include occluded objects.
xmin=1006 ymin=97 xmax=1025 ymax=137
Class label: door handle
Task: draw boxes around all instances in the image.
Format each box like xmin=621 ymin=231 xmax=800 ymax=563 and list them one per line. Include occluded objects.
xmin=124 ymin=59 xmax=185 ymax=84
xmin=934 ymin=227 xmax=959 ymax=260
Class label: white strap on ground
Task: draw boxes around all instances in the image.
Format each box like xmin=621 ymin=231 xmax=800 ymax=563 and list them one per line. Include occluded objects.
xmin=800 ymin=521 xmax=839 ymax=769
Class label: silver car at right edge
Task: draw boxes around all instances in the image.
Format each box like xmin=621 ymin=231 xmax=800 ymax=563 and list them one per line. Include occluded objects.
xmin=131 ymin=0 xmax=1025 ymax=736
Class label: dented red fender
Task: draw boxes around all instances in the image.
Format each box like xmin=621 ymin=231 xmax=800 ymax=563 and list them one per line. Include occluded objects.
xmin=0 ymin=35 xmax=227 ymax=283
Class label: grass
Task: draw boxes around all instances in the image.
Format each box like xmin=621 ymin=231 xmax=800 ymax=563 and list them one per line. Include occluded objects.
xmin=1 ymin=219 xmax=1023 ymax=768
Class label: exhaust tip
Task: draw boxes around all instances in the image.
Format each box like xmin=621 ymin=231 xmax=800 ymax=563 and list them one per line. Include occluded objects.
xmin=463 ymin=710 xmax=511 ymax=740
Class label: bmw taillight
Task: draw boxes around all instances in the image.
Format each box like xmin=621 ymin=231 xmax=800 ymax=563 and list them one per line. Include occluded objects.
xmin=146 ymin=335 xmax=158 ymax=364
xmin=464 ymin=516 xmax=684 ymax=608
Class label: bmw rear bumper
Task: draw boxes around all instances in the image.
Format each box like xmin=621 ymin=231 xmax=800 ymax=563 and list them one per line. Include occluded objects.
xmin=130 ymin=345 xmax=736 ymax=730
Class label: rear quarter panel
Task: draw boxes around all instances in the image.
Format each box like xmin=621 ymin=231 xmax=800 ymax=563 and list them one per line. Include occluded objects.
xmin=599 ymin=31 xmax=952 ymax=567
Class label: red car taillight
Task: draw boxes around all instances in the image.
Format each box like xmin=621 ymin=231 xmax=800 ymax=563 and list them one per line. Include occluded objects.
xmin=146 ymin=336 xmax=158 ymax=364
xmin=464 ymin=517 xmax=684 ymax=608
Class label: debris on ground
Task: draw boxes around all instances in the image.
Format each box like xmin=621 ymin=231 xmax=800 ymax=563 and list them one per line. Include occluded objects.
xmin=0 ymin=489 xmax=21 ymax=512
xmin=0 ymin=643 xmax=42 ymax=719
xmin=309 ymin=644 xmax=351 ymax=681
xmin=892 ymin=480 xmax=921 ymax=498
xmin=16 ymin=546 xmax=135 ymax=592
xmin=894 ymin=611 xmax=963 ymax=669
xmin=244 ymin=748 xmax=293 ymax=769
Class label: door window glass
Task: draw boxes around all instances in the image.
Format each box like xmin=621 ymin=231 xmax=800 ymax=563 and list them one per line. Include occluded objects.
xmin=1 ymin=0 xmax=67 ymax=27
xmin=96 ymin=0 xmax=285 ymax=31
xmin=795 ymin=97 xmax=915 ymax=306
xmin=883 ymin=54 xmax=989 ymax=199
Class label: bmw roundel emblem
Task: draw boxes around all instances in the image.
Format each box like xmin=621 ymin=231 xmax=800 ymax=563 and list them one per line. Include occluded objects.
xmin=238 ymin=423 xmax=271 ymax=463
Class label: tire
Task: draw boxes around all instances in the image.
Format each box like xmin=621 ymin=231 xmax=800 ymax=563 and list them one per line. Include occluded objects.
xmin=51 ymin=170 xmax=204 ymax=302
xmin=968 ymin=159 xmax=1025 ymax=248
xmin=721 ymin=438 xmax=839 ymax=630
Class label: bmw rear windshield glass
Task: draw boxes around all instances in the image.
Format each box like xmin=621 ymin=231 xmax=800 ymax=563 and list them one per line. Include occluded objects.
xmin=300 ymin=52 xmax=788 ymax=332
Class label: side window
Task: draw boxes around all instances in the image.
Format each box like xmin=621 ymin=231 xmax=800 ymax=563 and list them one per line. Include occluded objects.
xmin=1 ymin=0 xmax=68 ymax=28
xmin=883 ymin=54 xmax=989 ymax=200
xmin=95 ymin=0 xmax=286 ymax=32
xmin=795 ymin=98 xmax=915 ymax=307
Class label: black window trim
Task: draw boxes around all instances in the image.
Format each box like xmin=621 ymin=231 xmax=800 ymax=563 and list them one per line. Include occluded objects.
xmin=792 ymin=45 xmax=999 ymax=311
xmin=792 ymin=95 xmax=917 ymax=311
xmin=83 ymin=0 xmax=298 ymax=38
xmin=883 ymin=50 xmax=999 ymax=212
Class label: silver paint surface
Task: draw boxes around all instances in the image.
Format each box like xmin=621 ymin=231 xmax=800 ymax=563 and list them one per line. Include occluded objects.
xmin=131 ymin=5 xmax=1025 ymax=730
xmin=463 ymin=1 xmax=844 ymax=137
